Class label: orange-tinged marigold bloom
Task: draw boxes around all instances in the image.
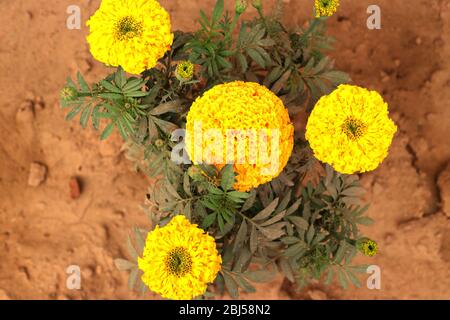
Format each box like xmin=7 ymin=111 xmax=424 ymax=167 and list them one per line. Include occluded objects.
xmin=185 ymin=81 xmax=294 ymax=192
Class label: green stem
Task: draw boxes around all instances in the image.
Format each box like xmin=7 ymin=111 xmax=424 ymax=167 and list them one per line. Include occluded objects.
xmin=256 ymin=7 xmax=270 ymax=32
xmin=225 ymin=12 xmax=241 ymax=47
xmin=302 ymin=17 xmax=326 ymax=40
xmin=165 ymin=54 xmax=173 ymax=81
xmin=237 ymin=210 xmax=258 ymax=228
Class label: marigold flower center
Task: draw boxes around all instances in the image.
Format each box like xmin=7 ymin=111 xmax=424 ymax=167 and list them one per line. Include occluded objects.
xmin=342 ymin=117 xmax=367 ymax=140
xmin=114 ymin=16 xmax=143 ymax=41
xmin=165 ymin=247 xmax=192 ymax=277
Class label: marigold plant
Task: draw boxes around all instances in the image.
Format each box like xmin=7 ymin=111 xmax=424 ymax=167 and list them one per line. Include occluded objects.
xmin=62 ymin=0 xmax=394 ymax=300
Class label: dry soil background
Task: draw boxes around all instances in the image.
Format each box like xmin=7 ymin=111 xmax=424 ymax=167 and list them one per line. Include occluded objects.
xmin=0 ymin=0 xmax=449 ymax=300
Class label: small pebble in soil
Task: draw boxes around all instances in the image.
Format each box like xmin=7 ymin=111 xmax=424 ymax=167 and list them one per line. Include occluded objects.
xmin=69 ymin=177 xmax=82 ymax=199
xmin=438 ymin=162 xmax=450 ymax=217
xmin=307 ymin=289 xmax=328 ymax=300
xmin=28 ymin=162 xmax=47 ymax=187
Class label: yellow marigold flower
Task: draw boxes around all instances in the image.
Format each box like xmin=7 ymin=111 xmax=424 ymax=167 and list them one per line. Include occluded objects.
xmin=306 ymin=85 xmax=397 ymax=174
xmin=185 ymin=81 xmax=294 ymax=192
xmin=86 ymin=0 xmax=173 ymax=75
xmin=138 ymin=215 xmax=222 ymax=300
xmin=315 ymin=0 xmax=339 ymax=18
xmin=175 ymin=61 xmax=194 ymax=81
xmin=357 ymin=238 xmax=378 ymax=257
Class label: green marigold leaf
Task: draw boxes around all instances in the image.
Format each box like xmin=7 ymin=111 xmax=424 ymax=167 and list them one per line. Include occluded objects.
xmin=202 ymin=213 xmax=217 ymax=229
xmin=220 ymin=164 xmax=236 ymax=191
xmin=234 ymin=275 xmax=256 ymax=293
xmin=100 ymin=122 xmax=115 ymax=140
xmin=252 ymin=198 xmax=279 ymax=221
xmin=223 ymin=271 xmax=239 ymax=299
xmin=77 ymin=72 xmax=89 ymax=92
xmin=233 ymin=220 xmax=248 ymax=253
xmin=114 ymin=66 xmax=126 ymax=88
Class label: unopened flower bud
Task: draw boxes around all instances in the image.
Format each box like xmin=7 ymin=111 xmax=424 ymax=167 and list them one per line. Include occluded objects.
xmin=154 ymin=139 xmax=165 ymax=148
xmin=187 ymin=166 xmax=203 ymax=180
xmin=60 ymin=87 xmax=78 ymax=102
xmin=252 ymin=0 xmax=262 ymax=10
xmin=175 ymin=61 xmax=194 ymax=82
xmin=356 ymin=238 xmax=378 ymax=257
xmin=235 ymin=0 xmax=248 ymax=15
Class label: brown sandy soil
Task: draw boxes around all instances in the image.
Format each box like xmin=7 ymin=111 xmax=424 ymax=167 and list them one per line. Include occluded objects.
xmin=0 ymin=0 xmax=449 ymax=300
